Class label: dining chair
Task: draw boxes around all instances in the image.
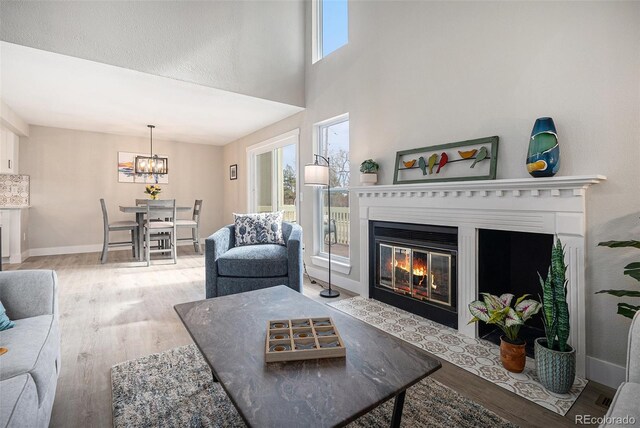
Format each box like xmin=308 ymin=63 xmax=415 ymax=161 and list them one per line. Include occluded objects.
xmin=135 ymin=199 xmax=149 ymax=206
xmin=100 ymin=198 xmax=138 ymax=264
xmin=177 ymin=199 xmax=203 ymax=254
xmin=144 ymin=199 xmax=177 ymax=266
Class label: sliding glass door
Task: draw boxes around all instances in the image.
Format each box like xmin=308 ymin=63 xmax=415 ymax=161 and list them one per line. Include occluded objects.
xmin=249 ymin=131 xmax=298 ymax=223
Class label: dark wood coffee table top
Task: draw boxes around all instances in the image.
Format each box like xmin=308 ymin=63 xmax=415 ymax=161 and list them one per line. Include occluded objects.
xmin=174 ymin=286 xmax=441 ymax=428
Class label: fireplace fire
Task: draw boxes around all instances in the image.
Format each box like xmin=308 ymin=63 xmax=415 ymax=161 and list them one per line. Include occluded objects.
xmin=379 ymin=244 xmax=452 ymax=306
xmin=370 ymin=221 xmax=458 ymax=328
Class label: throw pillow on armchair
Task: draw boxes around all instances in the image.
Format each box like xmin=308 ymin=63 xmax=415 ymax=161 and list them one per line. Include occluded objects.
xmin=233 ymin=211 xmax=285 ymax=246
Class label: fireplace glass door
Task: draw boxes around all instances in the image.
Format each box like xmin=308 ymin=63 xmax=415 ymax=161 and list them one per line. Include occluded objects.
xmin=377 ymin=243 xmax=452 ymax=308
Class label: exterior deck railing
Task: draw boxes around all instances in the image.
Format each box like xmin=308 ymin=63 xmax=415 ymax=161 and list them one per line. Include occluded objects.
xmin=258 ymin=205 xmax=350 ymax=245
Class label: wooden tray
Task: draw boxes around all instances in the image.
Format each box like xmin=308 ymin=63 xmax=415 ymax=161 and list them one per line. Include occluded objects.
xmin=265 ymin=317 xmax=346 ymax=363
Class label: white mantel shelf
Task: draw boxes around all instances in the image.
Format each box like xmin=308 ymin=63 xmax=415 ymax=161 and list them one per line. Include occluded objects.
xmin=353 ymin=174 xmax=606 ymax=379
xmin=352 ymin=175 xmax=606 ymax=197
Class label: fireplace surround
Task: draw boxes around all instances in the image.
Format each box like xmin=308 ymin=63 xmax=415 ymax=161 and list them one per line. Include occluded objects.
xmin=353 ymin=175 xmax=605 ymax=377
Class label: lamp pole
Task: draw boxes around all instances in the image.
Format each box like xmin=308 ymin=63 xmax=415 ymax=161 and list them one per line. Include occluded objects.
xmin=326 ymin=156 xmax=332 ymax=296
xmin=311 ymin=154 xmax=340 ymax=298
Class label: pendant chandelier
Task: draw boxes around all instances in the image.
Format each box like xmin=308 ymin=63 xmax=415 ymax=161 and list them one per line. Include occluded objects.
xmin=135 ymin=125 xmax=168 ymax=175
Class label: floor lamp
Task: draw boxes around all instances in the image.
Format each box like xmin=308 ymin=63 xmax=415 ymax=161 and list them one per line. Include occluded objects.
xmin=304 ymin=154 xmax=340 ymax=298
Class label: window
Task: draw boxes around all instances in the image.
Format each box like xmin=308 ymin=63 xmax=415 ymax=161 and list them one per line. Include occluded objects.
xmin=314 ymin=0 xmax=348 ymax=61
xmin=316 ymin=115 xmax=350 ymax=261
xmin=248 ymin=130 xmax=299 ymax=223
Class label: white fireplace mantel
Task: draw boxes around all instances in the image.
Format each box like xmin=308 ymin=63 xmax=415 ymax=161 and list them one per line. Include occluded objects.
xmin=352 ymin=175 xmax=606 ymax=377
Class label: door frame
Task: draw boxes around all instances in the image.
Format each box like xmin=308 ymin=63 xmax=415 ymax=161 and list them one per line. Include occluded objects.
xmin=246 ymin=129 xmax=300 ymax=218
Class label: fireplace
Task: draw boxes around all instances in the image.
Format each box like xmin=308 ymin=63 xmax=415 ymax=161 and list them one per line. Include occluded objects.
xmin=354 ymin=176 xmax=606 ymax=378
xmin=369 ymin=221 xmax=458 ymax=328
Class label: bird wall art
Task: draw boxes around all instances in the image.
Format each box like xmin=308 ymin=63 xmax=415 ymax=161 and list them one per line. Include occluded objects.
xmin=393 ymin=136 xmax=499 ymax=184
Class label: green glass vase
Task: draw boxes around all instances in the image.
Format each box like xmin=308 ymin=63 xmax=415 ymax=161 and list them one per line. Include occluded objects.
xmin=527 ymin=117 xmax=560 ymax=177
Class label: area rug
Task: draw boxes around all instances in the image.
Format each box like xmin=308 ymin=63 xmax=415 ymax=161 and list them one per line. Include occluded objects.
xmin=111 ymin=344 xmax=516 ymax=428
xmin=328 ymin=296 xmax=588 ymax=416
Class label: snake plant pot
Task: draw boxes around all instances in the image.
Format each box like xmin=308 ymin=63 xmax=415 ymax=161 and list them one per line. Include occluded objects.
xmin=500 ymin=336 xmax=526 ymax=373
xmin=534 ymin=338 xmax=576 ymax=394
xmin=360 ymin=173 xmax=377 ymax=186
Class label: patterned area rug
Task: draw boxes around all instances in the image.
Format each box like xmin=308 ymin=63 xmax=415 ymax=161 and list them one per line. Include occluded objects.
xmin=328 ymin=297 xmax=588 ymax=416
xmin=111 ymin=344 xmax=516 ymax=428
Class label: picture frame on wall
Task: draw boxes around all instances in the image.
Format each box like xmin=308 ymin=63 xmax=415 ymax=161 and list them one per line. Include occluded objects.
xmin=230 ymin=164 xmax=238 ymax=180
xmin=393 ymin=136 xmax=499 ymax=184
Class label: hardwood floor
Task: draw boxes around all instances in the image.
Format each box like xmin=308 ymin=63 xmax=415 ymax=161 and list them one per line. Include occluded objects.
xmin=7 ymin=250 xmax=613 ymax=427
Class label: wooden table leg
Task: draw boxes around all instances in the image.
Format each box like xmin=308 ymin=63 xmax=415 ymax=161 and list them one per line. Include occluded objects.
xmin=137 ymin=212 xmax=144 ymax=262
xmin=390 ymin=390 xmax=406 ymax=428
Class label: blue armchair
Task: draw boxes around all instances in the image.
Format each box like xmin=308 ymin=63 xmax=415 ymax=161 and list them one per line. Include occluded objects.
xmin=205 ymin=222 xmax=303 ymax=298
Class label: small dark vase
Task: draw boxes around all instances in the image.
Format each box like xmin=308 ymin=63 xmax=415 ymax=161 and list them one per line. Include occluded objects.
xmin=527 ymin=117 xmax=560 ymax=177
xmin=500 ymin=336 xmax=526 ymax=373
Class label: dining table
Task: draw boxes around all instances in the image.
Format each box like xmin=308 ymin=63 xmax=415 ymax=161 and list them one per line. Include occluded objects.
xmin=119 ymin=204 xmax=192 ymax=261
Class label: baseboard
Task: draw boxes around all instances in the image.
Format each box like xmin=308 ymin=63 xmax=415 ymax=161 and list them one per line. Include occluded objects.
xmin=28 ymin=244 xmax=104 ymax=257
xmin=27 ymin=240 xmax=201 ymax=258
xmin=586 ymin=356 xmax=626 ymax=389
xmin=305 ymin=265 xmax=363 ymax=296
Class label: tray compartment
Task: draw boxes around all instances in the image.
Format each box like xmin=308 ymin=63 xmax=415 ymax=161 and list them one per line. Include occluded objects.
xmin=311 ymin=318 xmax=332 ymax=327
xmin=268 ymin=340 xmax=292 ymax=352
xmin=269 ymin=320 xmax=290 ymax=329
xmin=314 ymin=326 xmax=336 ymax=337
xmin=294 ymin=338 xmax=317 ymax=350
xmin=292 ymin=328 xmax=313 ymax=339
xmin=269 ymin=329 xmax=290 ymax=340
xmin=291 ymin=318 xmax=311 ymax=328
xmin=318 ymin=337 xmax=341 ymax=348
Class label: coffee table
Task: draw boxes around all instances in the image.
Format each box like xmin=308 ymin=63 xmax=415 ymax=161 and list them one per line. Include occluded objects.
xmin=174 ymin=286 xmax=441 ymax=427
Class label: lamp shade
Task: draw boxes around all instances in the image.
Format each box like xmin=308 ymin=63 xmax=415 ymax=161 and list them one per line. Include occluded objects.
xmin=135 ymin=155 xmax=169 ymax=174
xmin=304 ymin=163 xmax=329 ymax=186
xmin=135 ymin=124 xmax=169 ymax=175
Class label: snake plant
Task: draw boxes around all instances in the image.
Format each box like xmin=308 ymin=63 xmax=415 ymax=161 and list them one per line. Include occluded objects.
xmin=596 ymin=235 xmax=640 ymax=319
xmin=468 ymin=293 xmax=541 ymax=343
xmin=538 ymin=237 xmax=570 ymax=352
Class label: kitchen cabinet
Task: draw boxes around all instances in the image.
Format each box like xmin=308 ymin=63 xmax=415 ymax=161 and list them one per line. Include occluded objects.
xmin=0 ymin=127 xmax=18 ymax=174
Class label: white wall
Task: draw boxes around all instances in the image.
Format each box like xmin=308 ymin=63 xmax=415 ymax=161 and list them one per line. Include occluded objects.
xmin=0 ymin=99 xmax=29 ymax=137
xmin=222 ymin=1 xmax=640 ymax=382
xmin=20 ymin=126 xmax=225 ymax=254
xmin=0 ymin=1 xmax=305 ymax=107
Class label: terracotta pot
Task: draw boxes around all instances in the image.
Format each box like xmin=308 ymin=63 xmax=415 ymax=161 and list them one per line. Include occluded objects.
xmin=500 ymin=336 xmax=526 ymax=373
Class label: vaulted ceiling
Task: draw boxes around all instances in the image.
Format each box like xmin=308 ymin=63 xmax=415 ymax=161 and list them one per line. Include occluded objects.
xmin=0 ymin=1 xmax=306 ymax=144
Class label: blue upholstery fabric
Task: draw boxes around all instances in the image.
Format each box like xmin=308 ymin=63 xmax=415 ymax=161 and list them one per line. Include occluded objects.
xmin=0 ymin=300 xmax=14 ymax=331
xmin=218 ymin=245 xmax=288 ymax=278
xmin=205 ymin=222 xmax=303 ymax=298
xmin=0 ymin=270 xmax=60 ymax=428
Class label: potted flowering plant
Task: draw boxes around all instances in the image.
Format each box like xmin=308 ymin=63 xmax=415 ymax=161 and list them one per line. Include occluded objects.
xmin=359 ymin=159 xmax=379 ymax=185
xmin=469 ymin=293 xmax=541 ymax=373
xmin=144 ymin=184 xmax=162 ymax=200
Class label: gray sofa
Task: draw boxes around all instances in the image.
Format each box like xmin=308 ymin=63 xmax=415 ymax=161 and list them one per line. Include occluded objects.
xmin=205 ymin=222 xmax=303 ymax=298
xmin=0 ymin=270 xmax=60 ymax=428
xmin=601 ymin=310 xmax=640 ymax=427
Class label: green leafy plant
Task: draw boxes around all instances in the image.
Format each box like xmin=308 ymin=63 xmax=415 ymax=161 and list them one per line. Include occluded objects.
xmin=468 ymin=293 xmax=541 ymax=343
xmin=596 ymin=235 xmax=640 ymax=319
xmin=359 ymin=159 xmax=379 ymax=174
xmin=538 ymin=237 xmax=570 ymax=352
